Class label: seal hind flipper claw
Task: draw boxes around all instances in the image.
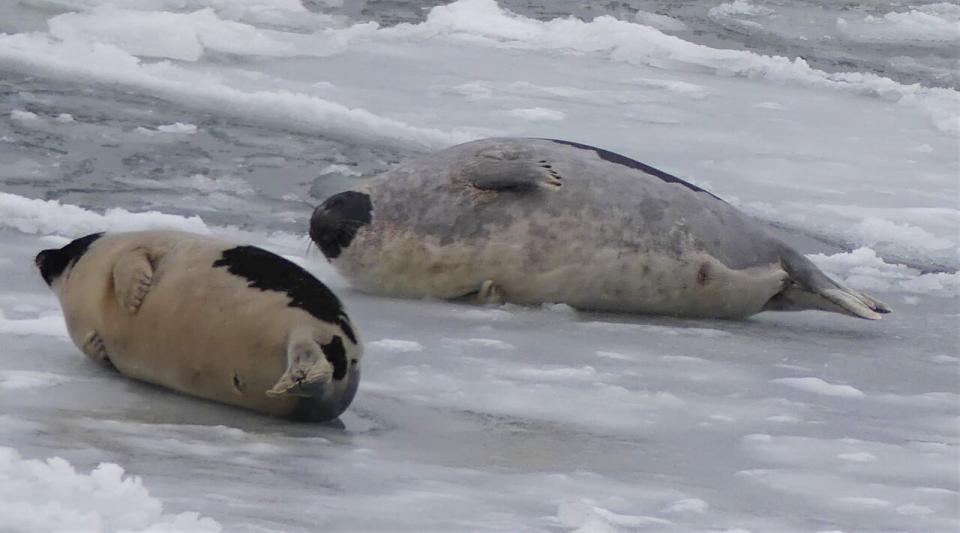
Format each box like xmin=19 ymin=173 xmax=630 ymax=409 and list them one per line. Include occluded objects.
xmin=267 ymin=329 xmax=333 ymax=398
xmin=464 ymin=149 xmax=562 ymax=192
xmin=112 ymin=249 xmax=154 ymax=313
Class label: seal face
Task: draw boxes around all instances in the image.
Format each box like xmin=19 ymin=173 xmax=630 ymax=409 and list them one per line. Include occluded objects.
xmin=37 ymin=231 xmax=363 ymax=421
xmin=36 ymin=232 xmax=103 ymax=285
xmin=309 ymin=137 xmax=891 ymax=321
xmin=309 ymin=191 xmax=372 ymax=259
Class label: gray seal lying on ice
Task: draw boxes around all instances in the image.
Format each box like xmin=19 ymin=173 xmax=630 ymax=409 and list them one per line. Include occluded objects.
xmin=36 ymin=230 xmax=363 ymax=421
xmin=309 ymin=137 xmax=890 ymax=320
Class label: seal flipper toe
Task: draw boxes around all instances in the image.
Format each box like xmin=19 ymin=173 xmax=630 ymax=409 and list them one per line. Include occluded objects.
xmin=112 ymin=249 xmax=154 ymax=313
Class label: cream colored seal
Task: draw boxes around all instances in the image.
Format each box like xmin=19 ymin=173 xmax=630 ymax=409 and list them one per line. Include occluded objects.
xmin=36 ymin=230 xmax=362 ymax=421
xmin=309 ymin=137 xmax=890 ymax=320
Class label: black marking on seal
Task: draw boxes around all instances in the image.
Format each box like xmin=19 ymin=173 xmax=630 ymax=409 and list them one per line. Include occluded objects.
xmin=321 ymin=335 xmax=348 ymax=381
xmin=697 ymin=263 xmax=711 ymax=285
xmin=36 ymin=232 xmax=104 ymax=285
xmin=310 ymin=191 xmax=373 ymax=259
xmin=212 ymin=246 xmax=357 ymax=344
xmin=545 ymin=139 xmax=723 ymax=201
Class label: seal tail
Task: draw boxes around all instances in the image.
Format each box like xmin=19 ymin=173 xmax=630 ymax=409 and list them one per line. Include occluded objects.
xmin=764 ymin=247 xmax=892 ymax=320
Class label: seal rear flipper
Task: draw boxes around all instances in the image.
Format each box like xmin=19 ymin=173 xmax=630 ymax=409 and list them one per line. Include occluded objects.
xmin=80 ymin=330 xmax=112 ymax=364
xmin=464 ymin=149 xmax=562 ymax=191
xmin=766 ymin=247 xmax=892 ymax=320
xmin=267 ymin=329 xmax=333 ymax=398
xmin=112 ymin=249 xmax=154 ymax=313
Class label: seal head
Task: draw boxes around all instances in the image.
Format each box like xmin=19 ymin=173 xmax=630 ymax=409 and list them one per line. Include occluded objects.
xmin=36 ymin=232 xmax=104 ymax=286
xmin=309 ymin=191 xmax=372 ymax=259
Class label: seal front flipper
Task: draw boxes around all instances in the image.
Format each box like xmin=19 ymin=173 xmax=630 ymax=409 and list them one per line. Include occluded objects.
xmin=765 ymin=247 xmax=892 ymax=320
xmin=112 ymin=248 xmax=154 ymax=313
xmin=267 ymin=328 xmax=335 ymax=398
xmin=463 ymin=149 xmax=562 ymax=191
xmin=477 ymin=279 xmax=504 ymax=305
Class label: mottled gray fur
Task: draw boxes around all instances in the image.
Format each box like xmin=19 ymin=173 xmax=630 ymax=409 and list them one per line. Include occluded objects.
xmin=317 ymin=138 xmax=890 ymax=320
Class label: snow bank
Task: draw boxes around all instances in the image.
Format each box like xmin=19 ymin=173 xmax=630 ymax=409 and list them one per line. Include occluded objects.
xmin=0 ymin=31 xmax=476 ymax=148
xmin=771 ymin=377 xmax=865 ymax=398
xmin=20 ymin=0 xmax=338 ymax=30
xmin=0 ymin=192 xmax=314 ymax=265
xmin=0 ymin=192 xmax=209 ymax=238
xmin=49 ymin=8 xmax=299 ymax=61
xmin=0 ymin=446 xmax=221 ymax=533
xmin=809 ymin=247 xmax=960 ymax=296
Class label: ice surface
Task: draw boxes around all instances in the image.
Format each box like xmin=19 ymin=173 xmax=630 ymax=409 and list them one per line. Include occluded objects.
xmin=0 ymin=0 xmax=958 ymax=531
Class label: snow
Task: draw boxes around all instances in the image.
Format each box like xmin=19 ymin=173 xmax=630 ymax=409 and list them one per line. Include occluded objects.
xmin=0 ymin=0 xmax=957 ymax=531
xmin=771 ymin=377 xmax=866 ymax=398
xmin=0 ymin=447 xmax=221 ymax=533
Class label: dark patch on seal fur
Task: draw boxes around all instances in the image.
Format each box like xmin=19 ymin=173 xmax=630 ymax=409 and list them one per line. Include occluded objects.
xmin=546 ymin=139 xmax=723 ymax=201
xmin=697 ymin=263 xmax=711 ymax=285
xmin=321 ymin=335 xmax=348 ymax=381
xmin=212 ymin=246 xmax=357 ymax=344
xmin=310 ymin=191 xmax=373 ymax=259
xmin=36 ymin=232 xmax=104 ymax=285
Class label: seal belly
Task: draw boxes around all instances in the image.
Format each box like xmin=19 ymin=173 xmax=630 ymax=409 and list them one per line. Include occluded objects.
xmin=95 ymin=245 xmax=303 ymax=416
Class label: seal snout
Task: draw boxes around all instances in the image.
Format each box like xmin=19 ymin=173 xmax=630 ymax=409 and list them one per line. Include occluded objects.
xmin=292 ymin=362 xmax=360 ymax=422
xmin=309 ymin=191 xmax=373 ymax=259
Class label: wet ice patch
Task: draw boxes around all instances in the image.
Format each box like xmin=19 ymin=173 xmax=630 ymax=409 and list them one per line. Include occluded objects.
xmin=662 ymin=498 xmax=709 ymax=514
xmin=581 ymin=321 xmax=731 ymax=338
xmin=453 ymin=338 xmax=515 ymax=350
xmin=0 ymin=370 xmax=75 ymax=391
xmin=556 ymin=498 xmax=673 ymax=530
xmin=772 ymin=377 xmax=865 ymax=398
xmin=504 ymin=107 xmax=566 ymax=121
xmin=709 ymin=1 xmax=774 ymax=18
xmin=0 ymin=446 xmax=221 ymax=533
xmin=368 ymin=339 xmax=424 ymax=353
xmin=512 ymin=365 xmax=598 ymax=382
xmin=837 ymin=4 xmax=960 ymax=46
xmin=0 ymin=310 xmax=68 ymax=338
xmin=634 ymin=11 xmax=688 ymax=32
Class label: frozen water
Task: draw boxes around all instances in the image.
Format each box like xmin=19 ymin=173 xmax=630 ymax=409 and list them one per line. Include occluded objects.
xmin=0 ymin=0 xmax=957 ymax=531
